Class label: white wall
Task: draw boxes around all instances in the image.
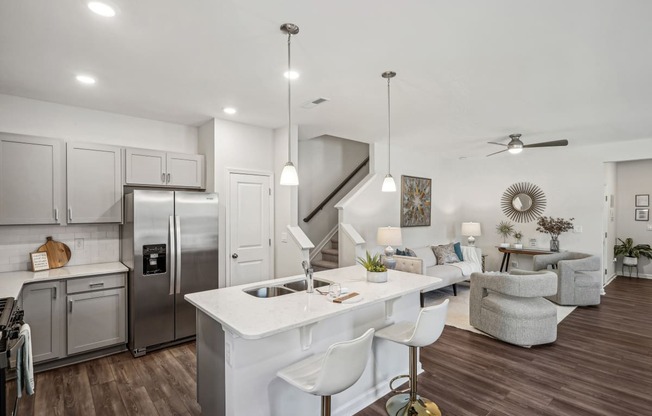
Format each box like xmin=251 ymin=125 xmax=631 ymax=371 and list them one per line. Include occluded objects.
xmin=298 ymin=135 xmax=369 ymax=247
xmin=0 ymin=94 xmax=199 ymax=272
xmin=615 ymin=159 xmax=652 ymax=276
xmin=198 ymin=118 xmax=276 ymax=288
xmin=0 ymin=94 xmax=197 ymax=152
xmin=339 ymin=135 xmax=652 ymax=276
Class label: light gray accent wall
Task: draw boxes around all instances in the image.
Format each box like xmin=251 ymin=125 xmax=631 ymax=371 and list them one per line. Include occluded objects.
xmin=298 ymin=135 xmax=369 ymax=247
xmin=615 ymin=159 xmax=652 ymax=276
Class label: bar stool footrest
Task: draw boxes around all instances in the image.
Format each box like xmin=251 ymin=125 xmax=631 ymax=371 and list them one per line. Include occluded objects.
xmin=388 ymin=374 xmax=410 ymax=394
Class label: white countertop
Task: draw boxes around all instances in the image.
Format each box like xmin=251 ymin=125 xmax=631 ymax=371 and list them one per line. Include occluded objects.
xmin=0 ymin=262 xmax=128 ymax=299
xmin=185 ymin=265 xmax=442 ymax=340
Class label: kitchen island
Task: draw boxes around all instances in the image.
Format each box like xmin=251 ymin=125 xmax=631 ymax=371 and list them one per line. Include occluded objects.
xmin=185 ymin=265 xmax=443 ymax=415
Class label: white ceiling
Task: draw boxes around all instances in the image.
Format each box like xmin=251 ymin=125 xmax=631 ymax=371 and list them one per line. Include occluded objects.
xmin=1 ymin=0 xmax=651 ymax=158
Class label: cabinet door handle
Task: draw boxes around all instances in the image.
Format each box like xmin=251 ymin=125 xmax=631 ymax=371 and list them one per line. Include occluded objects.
xmin=53 ymin=287 xmax=57 ymax=300
xmin=161 ymin=173 xmax=166 ymax=183
xmin=167 ymin=173 xmax=171 ymax=183
xmin=69 ymin=299 xmax=74 ymax=313
xmin=68 ymin=208 xmax=73 ymax=221
xmin=89 ymin=282 xmax=104 ymax=288
xmin=54 ymin=208 xmax=59 ymax=222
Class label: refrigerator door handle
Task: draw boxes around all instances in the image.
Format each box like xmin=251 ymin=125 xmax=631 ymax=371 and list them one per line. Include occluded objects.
xmin=175 ymin=216 xmax=182 ymax=294
xmin=169 ymin=215 xmax=176 ymax=296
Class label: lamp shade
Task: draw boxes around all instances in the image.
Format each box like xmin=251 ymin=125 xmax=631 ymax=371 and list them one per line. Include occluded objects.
xmin=280 ymin=162 xmax=299 ymax=186
xmin=461 ymin=222 xmax=481 ymax=237
xmin=377 ymin=226 xmax=402 ymax=246
xmin=381 ymin=174 xmax=396 ymax=192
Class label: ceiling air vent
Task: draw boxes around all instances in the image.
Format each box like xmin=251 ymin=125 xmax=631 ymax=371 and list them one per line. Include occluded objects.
xmin=301 ymin=97 xmax=330 ymax=109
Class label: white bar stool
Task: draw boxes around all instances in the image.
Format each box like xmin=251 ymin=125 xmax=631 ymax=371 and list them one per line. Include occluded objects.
xmin=277 ymin=328 xmax=375 ymax=416
xmin=375 ymin=299 xmax=449 ymax=416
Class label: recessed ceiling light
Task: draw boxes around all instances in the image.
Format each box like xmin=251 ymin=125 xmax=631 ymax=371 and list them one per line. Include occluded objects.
xmin=76 ymin=75 xmax=97 ymax=85
xmin=223 ymin=107 xmax=237 ymax=115
xmin=87 ymin=1 xmax=116 ymax=17
xmin=284 ymin=71 xmax=300 ymax=80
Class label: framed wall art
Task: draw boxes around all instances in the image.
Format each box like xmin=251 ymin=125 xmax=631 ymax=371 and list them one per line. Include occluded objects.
xmin=400 ymin=175 xmax=431 ymax=227
xmin=635 ymin=194 xmax=649 ymax=207
xmin=635 ymin=208 xmax=649 ymax=221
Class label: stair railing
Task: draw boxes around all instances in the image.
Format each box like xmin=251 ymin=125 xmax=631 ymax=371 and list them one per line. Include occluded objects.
xmin=303 ymin=156 xmax=370 ymax=223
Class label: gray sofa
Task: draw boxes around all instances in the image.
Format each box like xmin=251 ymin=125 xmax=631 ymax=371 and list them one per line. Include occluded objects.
xmin=392 ymin=245 xmax=482 ymax=297
xmin=532 ymin=252 xmax=601 ymax=306
xmin=470 ymin=270 xmax=558 ymax=347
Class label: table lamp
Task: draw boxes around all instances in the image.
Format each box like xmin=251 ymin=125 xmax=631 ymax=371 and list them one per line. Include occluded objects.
xmin=377 ymin=226 xmax=403 ymax=269
xmin=461 ymin=222 xmax=481 ymax=246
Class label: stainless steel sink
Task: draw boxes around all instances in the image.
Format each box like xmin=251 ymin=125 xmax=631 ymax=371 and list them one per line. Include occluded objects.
xmin=244 ymin=286 xmax=295 ymax=298
xmin=283 ymin=278 xmax=331 ymax=292
xmin=243 ymin=278 xmax=333 ymax=298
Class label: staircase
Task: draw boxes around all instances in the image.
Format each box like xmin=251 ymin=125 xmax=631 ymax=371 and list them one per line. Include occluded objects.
xmin=312 ymin=234 xmax=339 ymax=271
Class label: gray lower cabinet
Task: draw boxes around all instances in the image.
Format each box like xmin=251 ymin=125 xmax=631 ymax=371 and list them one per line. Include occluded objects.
xmin=21 ymin=272 xmax=127 ymax=364
xmin=21 ymin=281 xmax=64 ymax=363
xmin=67 ymin=287 xmax=126 ymax=355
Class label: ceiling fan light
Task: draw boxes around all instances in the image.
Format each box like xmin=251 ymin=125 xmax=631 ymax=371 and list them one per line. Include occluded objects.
xmin=382 ymin=174 xmax=396 ymax=192
xmin=508 ymin=147 xmax=523 ymax=154
xmin=280 ymin=162 xmax=299 ymax=186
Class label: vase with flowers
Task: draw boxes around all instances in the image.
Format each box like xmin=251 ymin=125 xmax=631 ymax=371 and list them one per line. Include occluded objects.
xmin=513 ymin=231 xmax=523 ymax=249
xmin=536 ymin=216 xmax=574 ymax=252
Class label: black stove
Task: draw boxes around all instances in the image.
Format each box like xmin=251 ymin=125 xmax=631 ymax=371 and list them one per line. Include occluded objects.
xmin=0 ymin=297 xmax=23 ymax=416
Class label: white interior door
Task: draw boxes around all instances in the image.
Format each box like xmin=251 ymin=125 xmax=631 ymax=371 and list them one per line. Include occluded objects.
xmin=229 ymin=172 xmax=272 ymax=286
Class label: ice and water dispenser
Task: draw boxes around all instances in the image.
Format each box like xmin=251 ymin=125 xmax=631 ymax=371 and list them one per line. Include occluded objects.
xmin=143 ymin=244 xmax=166 ymax=275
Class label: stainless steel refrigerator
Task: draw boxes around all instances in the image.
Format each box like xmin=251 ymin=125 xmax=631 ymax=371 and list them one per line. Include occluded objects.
xmin=121 ymin=190 xmax=218 ymax=356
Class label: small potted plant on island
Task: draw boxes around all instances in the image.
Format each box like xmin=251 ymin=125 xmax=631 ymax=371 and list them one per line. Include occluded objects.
xmin=357 ymin=251 xmax=388 ymax=283
xmin=496 ymin=221 xmax=515 ymax=248
xmin=513 ymin=231 xmax=523 ymax=249
xmin=536 ymin=216 xmax=574 ymax=252
xmin=613 ymin=238 xmax=652 ymax=267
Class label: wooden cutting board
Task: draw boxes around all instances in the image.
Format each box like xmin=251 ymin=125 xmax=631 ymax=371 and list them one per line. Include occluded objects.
xmin=37 ymin=236 xmax=71 ymax=269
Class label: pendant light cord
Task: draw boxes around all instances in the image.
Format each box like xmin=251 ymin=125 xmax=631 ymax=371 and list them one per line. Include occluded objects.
xmin=287 ymin=32 xmax=292 ymax=162
xmin=387 ymin=76 xmax=391 ymax=174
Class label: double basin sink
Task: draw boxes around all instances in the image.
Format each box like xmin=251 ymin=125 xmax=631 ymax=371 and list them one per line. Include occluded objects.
xmin=244 ymin=277 xmax=331 ymax=298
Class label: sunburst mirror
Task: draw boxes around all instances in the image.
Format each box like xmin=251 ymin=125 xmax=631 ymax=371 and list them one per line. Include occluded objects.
xmin=501 ymin=182 xmax=546 ymax=222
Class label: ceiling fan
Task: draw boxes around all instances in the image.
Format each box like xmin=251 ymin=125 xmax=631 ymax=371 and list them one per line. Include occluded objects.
xmin=486 ymin=134 xmax=568 ymax=157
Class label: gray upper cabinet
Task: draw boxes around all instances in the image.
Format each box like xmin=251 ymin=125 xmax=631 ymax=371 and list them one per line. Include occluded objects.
xmin=0 ymin=133 xmax=63 ymax=225
xmin=167 ymin=152 xmax=204 ymax=188
xmin=22 ymin=281 xmax=64 ymax=363
xmin=125 ymin=148 xmax=167 ymax=186
xmin=125 ymin=147 xmax=204 ymax=189
xmin=67 ymin=142 xmax=122 ymax=223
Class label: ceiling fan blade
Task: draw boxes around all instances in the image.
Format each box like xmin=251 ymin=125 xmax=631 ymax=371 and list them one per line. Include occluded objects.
xmin=486 ymin=149 xmax=508 ymax=157
xmin=523 ymin=139 xmax=569 ymax=148
xmin=487 ymin=141 xmax=508 ymax=147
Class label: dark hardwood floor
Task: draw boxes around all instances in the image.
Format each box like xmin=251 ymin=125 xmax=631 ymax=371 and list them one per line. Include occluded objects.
xmin=356 ymin=276 xmax=652 ymax=416
xmin=7 ymin=277 xmax=652 ymax=416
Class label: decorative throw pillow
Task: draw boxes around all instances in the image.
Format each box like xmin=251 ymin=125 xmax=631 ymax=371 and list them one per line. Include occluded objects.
xmin=453 ymin=242 xmax=464 ymax=261
xmin=432 ymin=243 xmax=460 ymax=264
xmin=405 ymin=248 xmax=417 ymax=257
xmin=395 ymin=248 xmax=406 ymax=256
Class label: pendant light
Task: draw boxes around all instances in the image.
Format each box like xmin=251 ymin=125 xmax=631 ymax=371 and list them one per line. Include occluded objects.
xmin=381 ymin=71 xmax=397 ymax=192
xmin=279 ymin=23 xmax=300 ymax=186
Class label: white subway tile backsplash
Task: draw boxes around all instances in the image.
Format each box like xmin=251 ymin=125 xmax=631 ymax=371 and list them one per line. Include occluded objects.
xmin=0 ymin=224 xmax=119 ymax=272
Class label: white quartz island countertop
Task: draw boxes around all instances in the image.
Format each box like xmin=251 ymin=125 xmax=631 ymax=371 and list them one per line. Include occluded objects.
xmin=0 ymin=262 xmax=128 ymax=299
xmin=185 ymin=265 xmax=442 ymax=340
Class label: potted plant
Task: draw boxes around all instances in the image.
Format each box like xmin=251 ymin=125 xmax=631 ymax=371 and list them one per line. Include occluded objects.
xmin=513 ymin=231 xmax=523 ymax=249
xmin=496 ymin=221 xmax=514 ymax=247
xmin=614 ymin=238 xmax=652 ymax=266
xmin=357 ymin=251 xmax=388 ymax=283
xmin=536 ymin=216 xmax=574 ymax=252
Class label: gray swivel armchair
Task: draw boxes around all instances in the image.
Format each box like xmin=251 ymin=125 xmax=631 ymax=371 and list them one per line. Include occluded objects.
xmin=469 ymin=270 xmax=558 ymax=347
xmin=532 ymin=252 xmax=601 ymax=306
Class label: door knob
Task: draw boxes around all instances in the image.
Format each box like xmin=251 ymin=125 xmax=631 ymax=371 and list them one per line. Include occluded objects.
xmin=232 ymin=253 xmax=238 ymax=259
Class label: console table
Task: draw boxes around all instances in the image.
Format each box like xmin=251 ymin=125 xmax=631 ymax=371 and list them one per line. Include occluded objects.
xmin=497 ymin=246 xmax=554 ymax=272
